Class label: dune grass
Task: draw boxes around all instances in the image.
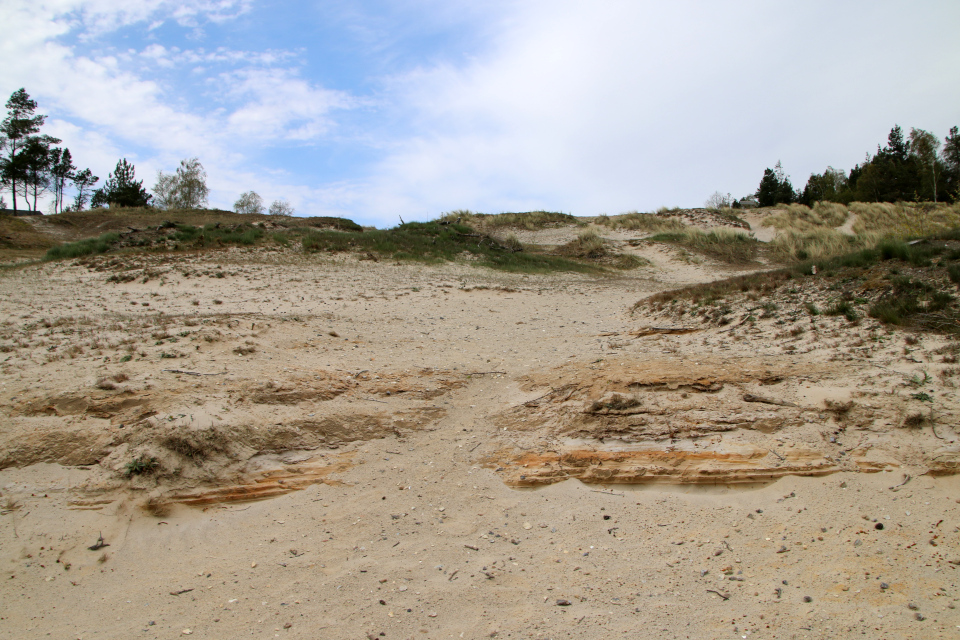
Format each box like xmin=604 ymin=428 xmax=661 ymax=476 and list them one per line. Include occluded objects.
xmin=44 ymin=232 xmax=121 ymax=260
xmin=636 ymin=232 xmax=960 ymax=334
xmin=594 ymin=211 xmax=686 ymax=233
xmin=649 ymin=227 xmax=759 ymax=264
xmin=302 ymin=221 xmax=599 ymax=273
xmin=850 ymin=202 xmax=960 ymax=237
xmin=437 ymin=210 xmax=580 ymax=231
xmin=554 ymin=229 xmax=650 ymax=270
xmin=767 ymin=228 xmax=880 ymax=263
xmin=761 ymin=202 xmax=849 ymax=232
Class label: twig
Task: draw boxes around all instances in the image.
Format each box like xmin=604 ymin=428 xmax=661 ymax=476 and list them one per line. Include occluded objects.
xmin=889 ymin=474 xmax=912 ymax=491
xmin=88 ymin=532 xmax=109 ymax=551
xmin=706 ymin=589 xmax=730 ymax=601
xmin=162 ymin=369 xmax=225 ymax=377
xmin=447 ymin=569 xmax=459 ymax=581
xmin=523 ymin=384 xmax=577 ymax=407
xmin=743 ymin=393 xmax=798 ymax=408
xmin=169 ymin=588 xmax=194 ymax=596
xmin=932 ymin=424 xmax=945 ymax=440
xmin=465 ymin=371 xmax=506 ymax=376
xmin=464 ymin=545 xmax=479 ymax=551
xmin=590 ymin=490 xmax=624 ymax=497
xmin=468 ymin=441 xmax=482 ymax=452
xmin=361 ymin=397 xmax=388 ymax=404
xmin=631 ymin=327 xmax=700 ymax=337
xmin=386 ymin=450 xmax=403 ymax=455
xmin=767 ymin=449 xmax=785 ymax=461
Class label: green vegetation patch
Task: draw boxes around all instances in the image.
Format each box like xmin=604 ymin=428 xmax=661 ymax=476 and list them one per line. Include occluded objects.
xmin=44 ymin=232 xmax=121 ymax=260
xmin=437 ymin=210 xmax=580 ymax=230
xmin=302 ymin=222 xmax=598 ymax=273
xmin=636 ymin=233 xmax=960 ymax=334
xmin=649 ymin=228 xmax=759 ymax=264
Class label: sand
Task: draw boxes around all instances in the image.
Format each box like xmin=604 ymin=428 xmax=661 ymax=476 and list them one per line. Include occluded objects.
xmin=1 ymin=233 xmax=959 ymax=639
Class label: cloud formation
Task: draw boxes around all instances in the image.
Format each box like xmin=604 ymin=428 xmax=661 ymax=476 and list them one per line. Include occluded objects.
xmin=1 ymin=0 xmax=959 ymax=224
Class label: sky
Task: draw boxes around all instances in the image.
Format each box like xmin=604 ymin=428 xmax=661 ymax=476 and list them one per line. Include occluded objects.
xmin=1 ymin=0 xmax=959 ymax=226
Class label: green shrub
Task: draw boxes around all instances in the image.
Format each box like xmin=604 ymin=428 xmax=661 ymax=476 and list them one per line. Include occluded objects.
xmin=124 ymin=455 xmax=159 ymax=477
xmin=947 ymin=263 xmax=960 ymax=285
xmin=301 ymin=222 xmax=597 ymax=273
xmin=44 ymin=232 xmax=120 ymax=260
xmin=825 ymin=300 xmax=860 ymax=322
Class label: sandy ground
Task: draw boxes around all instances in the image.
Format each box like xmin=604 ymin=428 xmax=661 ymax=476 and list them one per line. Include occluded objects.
xmin=1 ymin=241 xmax=960 ymax=639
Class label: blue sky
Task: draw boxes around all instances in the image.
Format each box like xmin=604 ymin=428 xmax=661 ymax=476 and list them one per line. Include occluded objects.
xmin=2 ymin=0 xmax=959 ymax=226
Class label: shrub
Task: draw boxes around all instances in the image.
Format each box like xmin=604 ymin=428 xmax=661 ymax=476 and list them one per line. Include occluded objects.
xmin=44 ymin=232 xmax=120 ymax=260
xmin=649 ymin=228 xmax=758 ymax=263
xmin=558 ymin=230 xmax=606 ymax=259
xmin=825 ymin=300 xmax=860 ymax=322
xmin=595 ymin=212 xmax=685 ymax=233
xmin=124 ymin=455 xmax=159 ymax=477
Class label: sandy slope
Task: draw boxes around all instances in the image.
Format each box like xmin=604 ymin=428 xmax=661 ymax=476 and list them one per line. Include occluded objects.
xmin=1 ymin=243 xmax=959 ymax=639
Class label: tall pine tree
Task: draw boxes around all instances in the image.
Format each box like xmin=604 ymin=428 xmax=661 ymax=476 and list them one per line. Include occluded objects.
xmin=0 ymin=89 xmax=46 ymax=212
xmin=91 ymin=159 xmax=152 ymax=208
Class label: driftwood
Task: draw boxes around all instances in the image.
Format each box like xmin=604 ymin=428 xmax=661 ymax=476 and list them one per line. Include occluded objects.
xmin=743 ymin=393 xmax=798 ymax=408
xmin=631 ymin=327 xmax=700 ymax=337
xmin=162 ymin=369 xmax=225 ymax=377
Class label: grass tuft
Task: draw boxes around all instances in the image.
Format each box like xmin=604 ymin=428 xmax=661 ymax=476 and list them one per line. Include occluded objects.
xmin=649 ymin=228 xmax=758 ymax=264
xmin=302 ymin=222 xmax=599 ymax=273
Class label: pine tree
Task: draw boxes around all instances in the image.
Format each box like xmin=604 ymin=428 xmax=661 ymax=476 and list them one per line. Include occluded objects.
xmin=49 ymin=148 xmax=76 ymax=214
xmin=756 ymin=168 xmax=778 ymax=207
xmin=0 ymin=89 xmax=46 ymax=212
xmin=756 ymin=161 xmax=795 ymax=206
xmin=942 ymin=126 xmax=960 ymax=201
xmin=91 ymin=159 xmax=151 ymax=208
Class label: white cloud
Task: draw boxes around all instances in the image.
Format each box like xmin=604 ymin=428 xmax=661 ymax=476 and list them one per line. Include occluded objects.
xmin=0 ymin=0 xmax=356 ymax=213
xmin=353 ymin=0 xmax=960 ymax=221
xmin=2 ymin=0 xmax=958 ymax=225
xmin=222 ymin=68 xmax=356 ymax=141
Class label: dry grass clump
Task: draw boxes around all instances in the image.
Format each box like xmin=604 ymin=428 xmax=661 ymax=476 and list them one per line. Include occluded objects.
xmin=594 ymin=212 xmax=686 ymax=233
xmin=95 ymin=372 xmax=130 ymax=390
xmin=650 ymin=228 xmax=758 ymax=264
xmin=768 ymin=228 xmax=877 ymax=263
xmin=762 ymin=202 xmax=849 ymax=232
xmin=902 ymin=412 xmax=931 ymax=429
xmin=143 ymin=496 xmax=172 ymax=518
xmin=851 ymin=202 xmax=960 ymax=237
xmin=555 ymin=231 xmax=650 ymax=269
xmin=163 ymin=428 xmax=229 ymax=462
xmin=233 ymin=343 xmax=256 ymax=355
xmin=438 ymin=210 xmax=580 ymax=231
xmin=558 ymin=230 xmax=606 ymax=259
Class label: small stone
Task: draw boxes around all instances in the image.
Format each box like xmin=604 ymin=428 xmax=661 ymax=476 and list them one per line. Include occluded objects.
xmin=915 ymin=612 xmax=925 ymax=621
xmin=880 ymin=583 xmax=889 ymax=590
xmin=803 ymin=596 xmax=813 ymax=603
xmin=283 ymin=622 xmax=292 ymax=629
xmin=556 ymin=599 xmax=572 ymax=606
xmin=522 ymin=523 xmax=532 ymax=530
xmin=428 ymin=612 xmax=437 ymax=618
xmin=875 ymin=523 xmax=884 ymax=530
xmin=908 ymin=603 xmax=919 ymax=611
xmin=251 ymin=562 xmax=257 ymax=568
